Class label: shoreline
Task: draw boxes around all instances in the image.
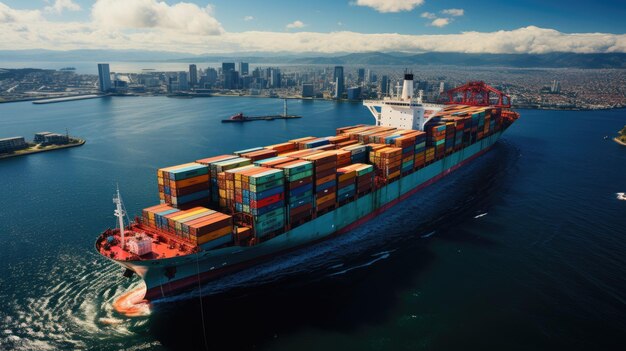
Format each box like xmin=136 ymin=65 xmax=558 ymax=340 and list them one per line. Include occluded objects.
xmin=614 ymin=137 xmax=626 ymax=146
xmin=1 ymin=93 xmax=624 ymax=111
xmin=0 ymin=139 xmax=86 ymax=160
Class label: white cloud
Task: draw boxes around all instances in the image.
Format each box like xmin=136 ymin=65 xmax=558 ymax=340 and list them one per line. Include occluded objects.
xmin=0 ymin=2 xmax=43 ymax=23
xmin=286 ymin=20 xmax=305 ymax=29
xmin=441 ymin=8 xmax=464 ymax=17
xmin=354 ymin=0 xmax=424 ymax=13
xmin=91 ymin=0 xmax=223 ymax=35
xmin=0 ymin=2 xmax=625 ymax=56
xmin=45 ymin=0 xmax=81 ymax=14
xmin=243 ymin=15 xmax=254 ymax=21
xmin=420 ymin=12 xmax=436 ymax=19
xmin=430 ymin=18 xmax=451 ymax=27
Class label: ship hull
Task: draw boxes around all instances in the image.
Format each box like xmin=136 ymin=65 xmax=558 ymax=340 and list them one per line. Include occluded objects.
xmin=114 ymin=131 xmax=505 ymax=300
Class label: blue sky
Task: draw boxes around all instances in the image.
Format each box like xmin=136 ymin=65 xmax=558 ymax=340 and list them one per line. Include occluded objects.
xmin=5 ymin=0 xmax=626 ymax=34
xmin=1 ymin=0 xmax=625 ymax=54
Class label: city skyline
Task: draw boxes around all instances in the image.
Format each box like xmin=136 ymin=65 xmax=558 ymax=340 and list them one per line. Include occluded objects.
xmin=1 ymin=0 xmax=626 ymax=54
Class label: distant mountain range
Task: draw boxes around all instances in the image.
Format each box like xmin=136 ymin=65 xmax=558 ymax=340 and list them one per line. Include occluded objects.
xmin=1 ymin=50 xmax=625 ymax=69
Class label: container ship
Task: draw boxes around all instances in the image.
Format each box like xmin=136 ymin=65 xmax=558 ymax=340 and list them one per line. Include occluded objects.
xmin=96 ymin=75 xmax=519 ymax=300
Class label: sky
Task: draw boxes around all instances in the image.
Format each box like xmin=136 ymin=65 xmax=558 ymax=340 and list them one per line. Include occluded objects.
xmin=1 ymin=0 xmax=626 ymax=54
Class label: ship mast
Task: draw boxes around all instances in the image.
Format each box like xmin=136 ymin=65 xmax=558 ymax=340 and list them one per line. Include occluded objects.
xmin=113 ymin=185 xmax=126 ymax=248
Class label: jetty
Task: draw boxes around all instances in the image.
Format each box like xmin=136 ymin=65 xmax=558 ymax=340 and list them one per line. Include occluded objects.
xmin=222 ymin=99 xmax=302 ymax=123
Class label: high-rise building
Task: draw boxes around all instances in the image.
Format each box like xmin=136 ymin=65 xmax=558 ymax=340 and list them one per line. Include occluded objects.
xmin=178 ymin=71 xmax=189 ymax=91
xmin=224 ymin=70 xmax=239 ymax=89
xmin=270 ymin=68 xmax=281 ymax=88
xmin=551 ymin=80 xmax=561 ymax=93
xmin=357 ymin=68 xmax=365 ymax=83
xmin=238 ymin=62 xmax=249 ymax=75
xmin=97 ymin=63 xmax=111 ymax=92
xmin=222 ymin=62 xmax=235 ymax=73
xmin=380 ymin=75 xmax=389 ymax=95
xmin=347 ymin=87 xmax=361 ymax=100
xmin=189 ymin=64 xmax=198 ymax=87
xmin=439 ymin=81 xmax=446 ymax=94
xmin=205 ymin=68 xmax=218 ymax=85
xmin=301 ymin=83 xmax=314 ymax=98
xmin=334 ymin=66 xmax=344 ymax=99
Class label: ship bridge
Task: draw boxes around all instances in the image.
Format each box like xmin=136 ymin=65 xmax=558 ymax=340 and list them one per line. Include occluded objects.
xmin=364 ymin=73 xmax=444 ymax=131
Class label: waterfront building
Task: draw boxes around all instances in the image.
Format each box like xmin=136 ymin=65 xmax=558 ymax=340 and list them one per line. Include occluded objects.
xmin=178 ymin=72 xmax=189 ymax=91
xmin=189 ymin=64 xmax=198 ymax=87
xmin=347 ymin=86 xmax=361 ymax=100
xmin=97 ymin=63 xmax=111 ymax=92
xmin=0 ymin=137 xmax=28 ymax=153
xmin=301 ymin=83 xmax=314 ymax=98
xmin=224 ymin=70 xmax=239 ymax=89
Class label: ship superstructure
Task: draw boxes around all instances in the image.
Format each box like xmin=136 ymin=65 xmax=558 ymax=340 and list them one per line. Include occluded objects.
xmin=96 ymin=75 xmax=519 ymax=300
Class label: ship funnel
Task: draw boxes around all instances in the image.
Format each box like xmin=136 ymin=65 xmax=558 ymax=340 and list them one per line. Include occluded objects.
xmin=401 ymin=73 xmax=414 ymax=101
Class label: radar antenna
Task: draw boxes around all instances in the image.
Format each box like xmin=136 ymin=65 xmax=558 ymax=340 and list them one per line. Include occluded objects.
xmin=113 ymin=184 xmax=127 ymax=249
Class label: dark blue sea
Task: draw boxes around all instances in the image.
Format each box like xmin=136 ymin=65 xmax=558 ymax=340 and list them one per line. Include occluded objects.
xmin=0 ymin=97 xmax=625 ymax=351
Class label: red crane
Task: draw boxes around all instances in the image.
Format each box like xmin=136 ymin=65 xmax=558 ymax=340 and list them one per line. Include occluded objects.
xmin=445 ymin=81 xmax=512 ymax=108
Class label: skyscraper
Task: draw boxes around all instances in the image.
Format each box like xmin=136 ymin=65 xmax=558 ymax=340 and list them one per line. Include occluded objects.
xmin=97 ymin=63 xmax=111 ymax=92
xmin=357 ymin=68 xmax=365 ymax=83
xmin=270 ymin=68 xmax=281 ymax=88
xmin=178 ymin=71 xmax=189 ymax=91
xmin=189 ymin=64 xmax=197 ymax=87
xmin=238 ymin=62 xmax=249 ymax=75
xmin=380 ymin=75 xmax=389 ymax=95
xmin=222 ymin=62 xmax=235 ymax=73
xmin=334 ymin=66 xmax=344 ymax=99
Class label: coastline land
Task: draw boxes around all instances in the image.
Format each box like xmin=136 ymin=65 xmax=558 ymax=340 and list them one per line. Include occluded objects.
xmin=0 ymin=138 xmax=85 ymax=160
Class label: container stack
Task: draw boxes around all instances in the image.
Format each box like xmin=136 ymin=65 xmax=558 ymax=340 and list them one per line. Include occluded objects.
xmin=186 ymin=212 xmax=234 ymax=250
xmin=223 ymin=166 xmax=286 ymax=238
xmin=353 ymin=163 xmax=375 ymax=194
xmin=209 ymin=157 xmax=253 ymax=204
xmin=289 ymin=136 xmax=317 ymax=150
xmin=196 ymin=155 xmax=240 ymax=204
xmin=392 ymin=134 xmax=417 ymax=174
xmin=158 ymin=163 xmax=210 ymax=208
xmin=426 ymin=124 xmax=446 ymax=158
xmin=369 ymin=147 xmax=402 ymax=181
xmin=342 ymin=144 xmax=368 ymax=164
xmin=300 ymin=137 xmax=330 ymax=149
xmin=413 ymin=132 xmax=427 ymax=169
xmin=246 ymin=168 xmax=286 ymax=238
xmin=142 ymin=204 xmax=179 ymax=229
xmin=141 ymin=204 xmax=233 ymax=249
xmin=302 ymin=151 xmax=338 ymax=214
xmin=240 ymin=148 xmax=278 ymax=162
xmin=277 ymin=160 xmax=314 ymax=225
xmin=265 ymin=142 xmax=297 ymax=154
xmin=444 ymin=122 xmax=456 ymax=154
xmin=334 ymin=149 xmax=352 ymax=168
xmin=336 ymin=165 xmax=357 ymax=203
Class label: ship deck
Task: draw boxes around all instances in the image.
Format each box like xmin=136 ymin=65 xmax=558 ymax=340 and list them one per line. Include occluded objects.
xmin=97 ymin=227 xmax=198 ymax=261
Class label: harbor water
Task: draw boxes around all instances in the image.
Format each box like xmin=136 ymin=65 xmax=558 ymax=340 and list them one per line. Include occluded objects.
xmin=0 ymin=97 xmax=625 ymax=350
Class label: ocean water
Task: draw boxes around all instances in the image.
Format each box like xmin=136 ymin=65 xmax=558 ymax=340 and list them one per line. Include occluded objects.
xmin=0 ymin=97 xmax=625 ymax=351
